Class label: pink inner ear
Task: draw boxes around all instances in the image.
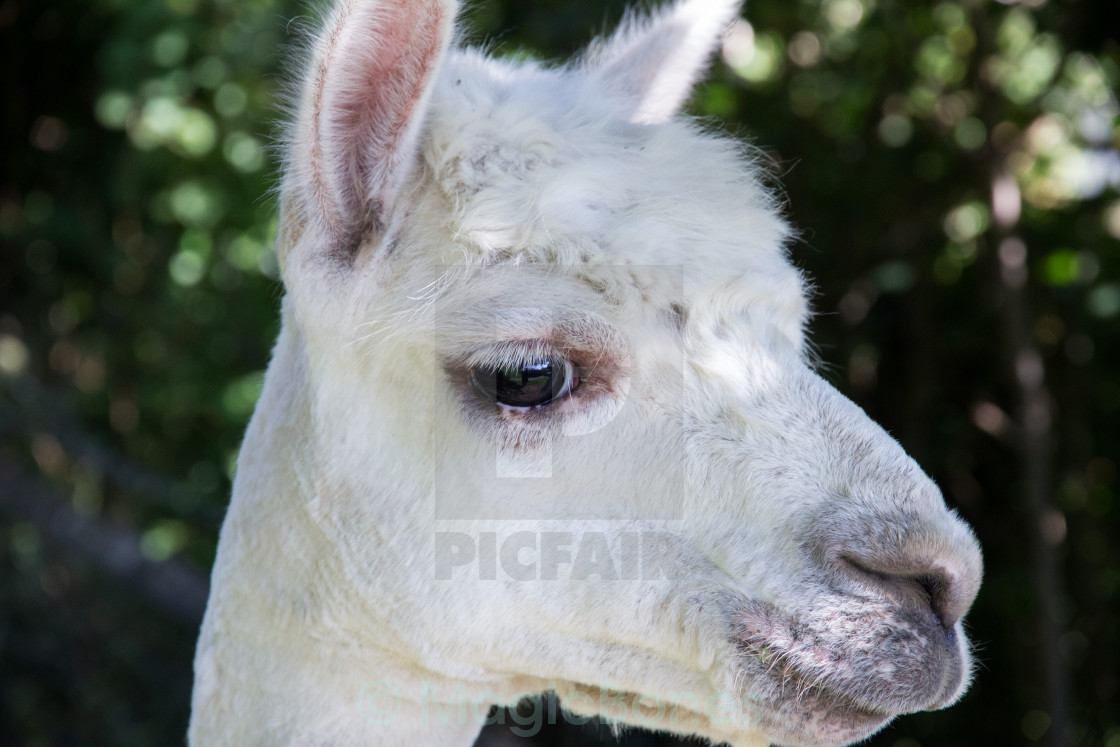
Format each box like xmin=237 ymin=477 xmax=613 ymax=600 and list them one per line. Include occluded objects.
xmin=308 ymin=1 xmax=448 ymax=249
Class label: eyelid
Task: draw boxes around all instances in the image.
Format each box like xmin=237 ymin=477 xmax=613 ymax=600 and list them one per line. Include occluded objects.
xmin=457 ymin=339 xmax=571 ymax=371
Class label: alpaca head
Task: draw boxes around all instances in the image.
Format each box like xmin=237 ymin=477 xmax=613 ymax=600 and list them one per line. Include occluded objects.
xmin=205 ymin=1 xmax=983 ymax=745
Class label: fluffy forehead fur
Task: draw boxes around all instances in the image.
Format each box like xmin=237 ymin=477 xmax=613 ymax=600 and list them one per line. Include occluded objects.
xmin=424 ymin=51 xmax=792 ymax=271
xmin=426 ymin=51 xmax=807 ymax=342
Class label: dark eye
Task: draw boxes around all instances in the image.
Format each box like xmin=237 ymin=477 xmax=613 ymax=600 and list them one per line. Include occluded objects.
xmin=470 ymin=358 xmax=575 ymax=409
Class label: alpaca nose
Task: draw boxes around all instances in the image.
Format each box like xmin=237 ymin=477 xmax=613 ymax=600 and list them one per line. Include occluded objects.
xmin=836 ymin=520 xmax=983 ymax=631
xmin=841 ymin=552 xmax=977 ymax=631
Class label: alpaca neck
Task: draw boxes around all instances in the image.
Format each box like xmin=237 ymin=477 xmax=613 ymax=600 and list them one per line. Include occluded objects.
xmin=191 ymin=627 xmax=487 ymax=745
xmin=189 ymin=324 xmax=489 ymax=746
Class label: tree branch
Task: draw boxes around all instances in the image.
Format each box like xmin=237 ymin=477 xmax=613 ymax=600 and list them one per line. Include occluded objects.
xmin=990 ymin=168 xmax=1072 ymax=747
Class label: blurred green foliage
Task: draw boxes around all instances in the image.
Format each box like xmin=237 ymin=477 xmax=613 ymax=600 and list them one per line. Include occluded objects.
xmin=1 ymin=0 xmax=1118 ymax=746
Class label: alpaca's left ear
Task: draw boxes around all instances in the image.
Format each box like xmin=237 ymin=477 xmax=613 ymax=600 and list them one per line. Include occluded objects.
xmin=585 ymin=0 xmax=742 ymax=124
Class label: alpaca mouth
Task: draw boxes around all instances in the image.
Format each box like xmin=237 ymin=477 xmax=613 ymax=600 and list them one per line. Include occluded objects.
xmin=730 ymin=602 xmax=969 ymax=746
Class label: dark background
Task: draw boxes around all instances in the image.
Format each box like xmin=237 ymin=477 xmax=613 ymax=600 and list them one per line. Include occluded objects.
xmin=2 ymin=0 xmax=1118 ymax=745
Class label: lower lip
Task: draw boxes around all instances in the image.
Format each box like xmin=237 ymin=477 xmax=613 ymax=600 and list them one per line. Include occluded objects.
xmin=753 ymin=699 xmax=891 ymax=747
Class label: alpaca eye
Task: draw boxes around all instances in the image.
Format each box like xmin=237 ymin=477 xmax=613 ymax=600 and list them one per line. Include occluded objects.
xmin=471 ymin=358 xmax=575 ymax=409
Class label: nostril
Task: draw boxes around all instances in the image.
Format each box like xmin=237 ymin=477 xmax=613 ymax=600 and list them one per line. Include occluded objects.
xmin=839 ymin=555 xmax=966 ymax=632
xmin=914 ymin=573 xmax=956 ymax=631
xmin=814 ymin=507 xmax=983 ymax=641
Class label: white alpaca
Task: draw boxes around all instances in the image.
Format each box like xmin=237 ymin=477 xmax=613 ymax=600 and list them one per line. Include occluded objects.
xmin=189 ymin=1 xmax=983 ymax=746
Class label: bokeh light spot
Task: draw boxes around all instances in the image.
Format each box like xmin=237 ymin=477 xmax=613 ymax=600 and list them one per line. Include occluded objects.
xmin=141 ymin=519 xmax=189 ymax=562
xmin=943 ymin=201 xmax=990 ymax=242
xmin=878 ymin=114 xmax=914 ymax=148
xmin=1087 ymin=284 xmax=1120 ymax=318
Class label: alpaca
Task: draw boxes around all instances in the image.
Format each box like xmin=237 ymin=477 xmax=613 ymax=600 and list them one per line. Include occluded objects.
xmin=188 ymin=1 xmax=983 ymax=745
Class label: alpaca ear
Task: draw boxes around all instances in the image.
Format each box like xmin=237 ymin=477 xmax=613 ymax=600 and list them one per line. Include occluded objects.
xmin=286 ymin=0 xmax=456 ymax=260
xmin=586 ymin=0 xmax=741 ymax=124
